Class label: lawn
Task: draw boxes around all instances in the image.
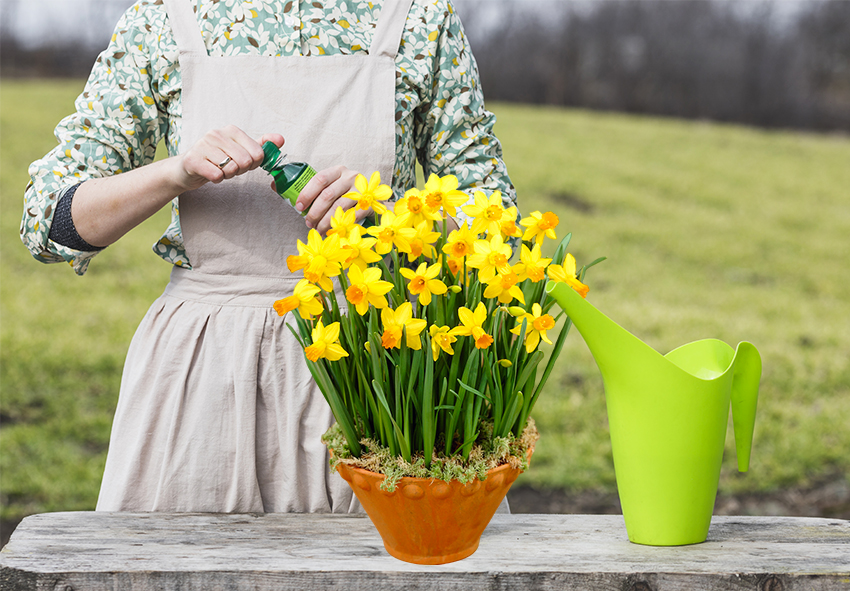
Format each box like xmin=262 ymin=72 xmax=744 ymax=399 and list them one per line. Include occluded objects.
xmin=1 ymin=80 xmax=848 ymax=526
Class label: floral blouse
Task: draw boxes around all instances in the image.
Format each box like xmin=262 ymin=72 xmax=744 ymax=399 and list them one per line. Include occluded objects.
xmin=21 ymin=0 xmax=516 ymax=276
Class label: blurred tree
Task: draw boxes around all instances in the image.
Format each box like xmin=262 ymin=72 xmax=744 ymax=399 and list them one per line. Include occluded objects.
xmin=458 ymin=0 xmax=849 ymax=132
xmin=797 ymin=0 xmax=850 ymax=129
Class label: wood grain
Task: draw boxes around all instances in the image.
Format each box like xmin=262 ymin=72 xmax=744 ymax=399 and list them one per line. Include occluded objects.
xmin=1 ymin=513 xmax=848 ymax=590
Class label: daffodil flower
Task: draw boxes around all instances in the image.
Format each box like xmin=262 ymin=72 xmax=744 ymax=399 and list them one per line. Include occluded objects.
xmin=467 ymin=234 xmax=513 ymax=283
xmin=286 ymin=229 xmax=346 ymax=292
xmin=381 ymin=302 xmax=427 ymax=350
xmin=514 ymin=243 xmax=552 ymax=283
xmin=429 ymin=324 xmax=457 ymax=361
xmin=400 ymin=261 xmax=448 ymax=306
xmin=345 ymin=264 xmax=393 ymax=315
xmin=342 ymin=171 xmax=390 ymax=215
xmin=446 ymin=257 xmax=465 ymax=277
xmin=394 ymin=188 xmax=442 ymax=228
xmin=499 ymin=206 xmax=523 ymax=240
xmin=520 ymin=210 xmax=559 ymax=245
xmin=340 ymin=225 xmax=382 ymax=270
xmin=483 ymin=269 xmax=526 ymax=304
xmin=442 ymin=225 xmax=477 ymax=260
xmin=326 ymin=206 xmax=358 ymax=239
xmin=406 ymin=220 xmax=441 ymax=262
xmin=450 ymin=302 xmax=494 ymax=349
xmin=367 ymin=210 xmax=415 ymax=255
xmin=305 ymin=320 xmax=349 ymax=362
xmin=273 ymin=279 xmax=324 ymax=319
xmin=547 ymin=252 xmax=590 ymax=298
xmin=510 ymin=303 xmax=556 ymax=353
xmin=421 ymin=173 xmax=469 ymax=218
xmin=462 ymin=190 xmax=506 ymax=237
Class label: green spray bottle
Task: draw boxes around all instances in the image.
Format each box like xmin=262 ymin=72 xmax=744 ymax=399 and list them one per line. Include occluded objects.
xmin=261 ymin=141 xmax=317 ymax=215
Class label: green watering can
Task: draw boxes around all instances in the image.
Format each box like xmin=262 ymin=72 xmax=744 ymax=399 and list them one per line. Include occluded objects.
xmin=545 ymin=281 xmax=761 ymax=546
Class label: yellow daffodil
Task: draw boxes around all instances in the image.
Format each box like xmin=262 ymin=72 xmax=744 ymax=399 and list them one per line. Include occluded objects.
xmin=467 ymin=234 xmax=513 ymax=283
xmin=286 ymin=229 xmax=346 ymax=292
xmin=547 ymin=252 xmax=590 ymax=298
xmin=510 ymin=303 xmax=556 ymax=353
xmin=273 ymin=279 xmax=324 ymax=319
xmin=442 ymin=225 xmax=477 ymax=260
xmin=514 ymin=243 xmax=552 ymax=283
xmin=483 ymin=269 xmax=526 ymax=304
xmin=342 ymin=171 xmax=390 ymax=215
xmin=446 ymin=256 xmax=465 ymax=277
xmin=345 ymin=264 xmax=393 ymax=315
xmin=421 ymin=173 xmax=469 ymax=218
xmin=499 ymin=206 xmax=523 ymax=240
xmin=326 ymin=206 xmax=358 ymax=239
xmin=405 ymin=220 xmax=441 ymax=261
xmin=450 ymin=302 xmax=494 ymax=349
xmin=340 ymin=225 xmax=382 ymax=270
xmin=400 ymin=261 xmax=448 ymax=306
xmin=395 ymin=188 xmax=442 ymax=228
xmin=462 ymin=190 xmax=506 ymax=237
xmin=381 ymin=302 xmax=427 ymax=350
xmin=429 ymin=324 xmax=457 ymax=361
xmin=305 ymin=320 xmax=349 ymax=362
xmin=520 ymin=210 xmax=559 ymax=245
xmin=367 ymin=211 xmax=415 ymax=255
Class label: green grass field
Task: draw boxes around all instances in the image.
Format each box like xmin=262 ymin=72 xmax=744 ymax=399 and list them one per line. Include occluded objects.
xmin=1 ymin=80 xmax=848 ymax=524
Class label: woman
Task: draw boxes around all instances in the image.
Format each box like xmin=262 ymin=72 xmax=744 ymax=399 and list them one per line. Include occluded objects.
xmin=22 ymin=0 xmax=517 ymax=513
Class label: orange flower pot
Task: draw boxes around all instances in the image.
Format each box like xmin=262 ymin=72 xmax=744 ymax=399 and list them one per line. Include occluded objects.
xmin=336 ymin=460 xmax=524 ymax=564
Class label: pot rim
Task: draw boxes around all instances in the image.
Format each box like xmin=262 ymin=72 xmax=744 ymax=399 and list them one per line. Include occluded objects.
xmin=337 ymin=457 xmax=522 ymax=485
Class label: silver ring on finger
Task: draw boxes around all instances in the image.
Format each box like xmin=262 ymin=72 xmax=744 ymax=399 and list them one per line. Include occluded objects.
xmin=217 ymin=156 xmax=232 ymax=169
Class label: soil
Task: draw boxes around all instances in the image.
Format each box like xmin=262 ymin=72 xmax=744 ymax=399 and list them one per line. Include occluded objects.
xmin=3 ymin=478 xmax=847 ymax=549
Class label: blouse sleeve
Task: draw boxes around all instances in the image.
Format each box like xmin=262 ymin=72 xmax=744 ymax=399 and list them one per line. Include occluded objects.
xmin=20 ymin=1 xmax=171 ymax=276
xmin=412 ymin=0 xmax=518 ymax=222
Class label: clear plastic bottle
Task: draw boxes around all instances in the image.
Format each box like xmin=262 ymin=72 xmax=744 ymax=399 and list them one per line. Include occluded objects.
xmin=261 ymin=141 xmax=317 ymax=215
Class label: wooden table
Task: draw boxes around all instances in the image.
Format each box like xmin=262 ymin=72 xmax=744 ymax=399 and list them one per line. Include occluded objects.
xmin=1 ymin=512 xmax=848 ymax=590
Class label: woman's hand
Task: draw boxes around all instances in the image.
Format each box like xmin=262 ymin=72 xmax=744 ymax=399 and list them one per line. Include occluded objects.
xmin=174 ymin=126 xmax=285 ymax=192
xmin=71 ymin=126 xmax=284 ymax=247
xmin=295 ymin=165 xmax=368 ymax=235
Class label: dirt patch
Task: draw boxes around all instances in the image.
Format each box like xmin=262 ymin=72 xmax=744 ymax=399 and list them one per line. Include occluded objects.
xmin=508 ymin=477 xmax=850 ymax=519
xmin=548 ymin=191 xmax=596 ymax=214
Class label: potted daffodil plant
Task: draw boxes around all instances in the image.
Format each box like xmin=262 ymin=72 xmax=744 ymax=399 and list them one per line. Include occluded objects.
xmin=274 ymin=172 xmax=602 ymax=564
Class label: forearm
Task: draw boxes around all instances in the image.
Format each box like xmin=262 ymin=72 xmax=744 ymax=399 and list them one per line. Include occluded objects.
xmin=71 ymin=156 xmax=188 ymax=247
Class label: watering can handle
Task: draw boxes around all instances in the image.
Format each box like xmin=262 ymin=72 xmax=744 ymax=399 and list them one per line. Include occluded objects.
xmin=731 ymin=341 xmax=761 ymax=472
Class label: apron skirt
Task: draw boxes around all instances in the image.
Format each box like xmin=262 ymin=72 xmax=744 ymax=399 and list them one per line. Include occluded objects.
xmin=97 ymin=267 xmax=360 ymax=513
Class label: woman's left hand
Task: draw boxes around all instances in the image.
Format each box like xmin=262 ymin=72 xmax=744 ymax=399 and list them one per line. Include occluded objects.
xmin=294 ymin=165 xmax=367 ymax=235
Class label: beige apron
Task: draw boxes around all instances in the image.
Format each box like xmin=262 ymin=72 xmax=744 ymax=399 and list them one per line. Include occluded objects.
xmin=97 ymin=0 xmax=412 ymax=513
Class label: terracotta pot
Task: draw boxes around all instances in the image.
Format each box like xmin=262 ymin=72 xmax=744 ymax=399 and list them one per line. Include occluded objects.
xmin=336 ymin=459 xmax=525 ymax=565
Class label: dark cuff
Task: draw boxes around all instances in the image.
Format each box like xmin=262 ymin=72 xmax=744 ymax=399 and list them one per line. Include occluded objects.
xmin=47 ymin=183 xmax=105 ymax=252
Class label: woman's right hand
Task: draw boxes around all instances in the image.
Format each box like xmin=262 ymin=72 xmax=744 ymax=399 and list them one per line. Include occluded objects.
xmin=173 ymin=126 xmax=285 ymax=192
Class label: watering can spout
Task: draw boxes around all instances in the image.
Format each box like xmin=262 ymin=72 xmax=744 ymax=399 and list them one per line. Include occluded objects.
xmin=544 ymin=281 xmax=661 ymax=389
xmin=730 ymin=342 xmax=761 ymax=472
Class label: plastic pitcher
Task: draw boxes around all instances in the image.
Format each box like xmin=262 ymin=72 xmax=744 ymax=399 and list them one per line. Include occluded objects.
xmin=545 ymin=281 xmax=761 ymax=545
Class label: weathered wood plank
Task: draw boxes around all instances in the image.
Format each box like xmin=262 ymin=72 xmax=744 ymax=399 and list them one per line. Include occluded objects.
xmin=1 ymin=513 xmax=848 ymax=591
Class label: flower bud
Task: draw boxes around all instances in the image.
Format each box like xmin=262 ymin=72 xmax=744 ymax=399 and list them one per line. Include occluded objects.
xmin=448 ymin=285 xmax=462 ymax=293
xmin=508 ymin=306 xmax=527 ymax=317
xmin=364 ymin=342 xmax=371 ymax=353
xmin=498 ymin=359 xmax=513 ymax=368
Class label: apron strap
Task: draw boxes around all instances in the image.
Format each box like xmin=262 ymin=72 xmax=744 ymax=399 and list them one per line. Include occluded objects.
xmin=370 ymin=0 xmax=415 ymax=59
xmin=163 ymin=0 xmax=207 ymax=55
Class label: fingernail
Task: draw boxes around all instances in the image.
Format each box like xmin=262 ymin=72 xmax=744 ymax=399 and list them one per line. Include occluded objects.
xmin=305 ymin=219 xmax=313 ymax=229
xmin=295 ymin=202 xmax=304 ymax=212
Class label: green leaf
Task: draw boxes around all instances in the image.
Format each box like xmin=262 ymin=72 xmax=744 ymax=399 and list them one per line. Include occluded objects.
xmin=373 ymin=379 xmax=410 ymax=462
